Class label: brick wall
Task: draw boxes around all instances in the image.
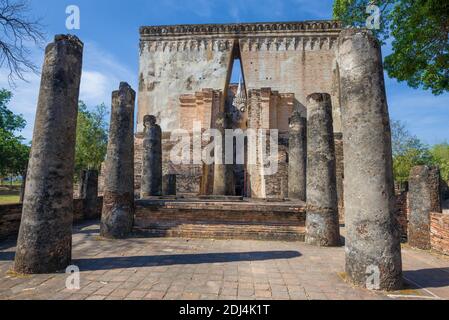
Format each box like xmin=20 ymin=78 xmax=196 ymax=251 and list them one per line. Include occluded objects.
xmin=246 ymin=88 xmax=294 ymax=199
xmin=0 ymin=198 xmax=103 ymax=241
xmin=239 ymin=33 xmax=342 ymax=132
xmin=0 ymin=204 xmax=21 ymax=240
xmin=179 ymin=89 xmax=221 ymax=131
xmin=395 ymin=191 xmax=409 ymax=242
xmin=394 ymin=177 xmax=449 ymax=254
xmin=430 ymin=212 xmax=449 ymax=256
xmin=265 ymin=134 xmax=289 ymax=199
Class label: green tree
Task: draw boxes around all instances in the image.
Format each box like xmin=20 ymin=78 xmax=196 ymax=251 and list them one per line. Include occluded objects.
xmin=390 ymin=120 xmax=432 ymax=184
xmin=75 ymin=101 xmax=109 ymax=175
xmin=429 ymin=142 xmax=449 ymax=182
xmin=333 ymin=0 xmax=449 ymax=95
xmin=0 ymin=89 xmax=25 ymax=131
xmin=0 ymin=88 xmax=30 ymax=180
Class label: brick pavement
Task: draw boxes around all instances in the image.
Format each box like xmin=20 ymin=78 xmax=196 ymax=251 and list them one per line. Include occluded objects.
xmin=0 ymin=222 xmax=448 ymax=300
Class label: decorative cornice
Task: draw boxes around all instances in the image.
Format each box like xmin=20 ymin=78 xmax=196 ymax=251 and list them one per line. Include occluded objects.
xmin=239 ymin=36 xmax=337 ymax=51
xmin=142 ymin=39 xmax=234 ymax=52
xmin=140 ymin=20 xmax=342 ymax=39
xmin=141 ymin=36 xmax=338 ymax=53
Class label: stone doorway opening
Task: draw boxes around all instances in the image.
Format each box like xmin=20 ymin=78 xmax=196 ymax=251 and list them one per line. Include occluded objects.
xmin=225 ymin=50 xmax=248 ymax=197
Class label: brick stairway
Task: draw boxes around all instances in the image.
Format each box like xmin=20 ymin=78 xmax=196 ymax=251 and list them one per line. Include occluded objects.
xmin=135 ymin=197 xmax=306 ymax=241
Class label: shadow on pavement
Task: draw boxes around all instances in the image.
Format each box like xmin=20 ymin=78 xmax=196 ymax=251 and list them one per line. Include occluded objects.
xmin=73 ymin=251 xmax=302 ymax=271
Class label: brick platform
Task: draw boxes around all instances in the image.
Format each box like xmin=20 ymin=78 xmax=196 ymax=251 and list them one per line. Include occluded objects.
xmin=135 ymin=198 xmax=306 ymax=241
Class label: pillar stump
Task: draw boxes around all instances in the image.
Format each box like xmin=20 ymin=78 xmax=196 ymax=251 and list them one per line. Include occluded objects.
xmin=213 ymin=112 xmax=227 ymax=195
xmin=14 ymin=35 xmax=83 ymax=274
xmin=288 ymin=111 xmax=307 ymax=201
xmin=79 ymin=170 xmax=99 ymax=220
xmin=338 ymin=29 xmax=402 ymax=290
xmin=408 ymin=165 xmax=441 ymax=250
xmin=305 ymin=93 xmax=340 ymax=247
xmin=100 ymin=83 xmax=135 ymax=239
xmin=140 ymin=115 xmax=162 ymax=198
xmin=162 ymin=174 xmax=177 ymax=196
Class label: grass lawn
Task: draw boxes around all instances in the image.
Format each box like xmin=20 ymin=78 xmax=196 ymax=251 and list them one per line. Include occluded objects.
xmin=0 ymin=194 xmax=20 ymax=205
xmin=0 ymin=185 xmax=21 ymax=205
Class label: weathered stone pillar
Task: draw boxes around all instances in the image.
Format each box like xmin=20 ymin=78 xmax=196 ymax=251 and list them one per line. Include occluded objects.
xmin=79 ymin=170 xmax=99 ymax=220
xmin=408 ymin=165 xmax=441 ymax=250
xmin=140 ymin=115 xmax=162 ymax=198
xmin=213 ymin=112 xmax=227 ymax=195
xmin=162 ymin=174 xmax=177 ymax=196
xmin=100 ymin=82 xmax=135 ymax=239
xmin=334 ymin=133 xmax=345 ymax=220
xmin=338 ymin=29 xmax=402 ymax=290
xmin=200 ymin=164 xmax=214 ymax=196
xmin=305 ymin=93 xmax=340 ymax=247
xmin=288 ymin=111 xmax=307 ymax=201
xmin=14 ymin=35 xmax=83 ymax=274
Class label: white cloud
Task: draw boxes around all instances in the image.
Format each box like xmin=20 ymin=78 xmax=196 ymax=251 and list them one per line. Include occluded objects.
xmin=80 ymin=41 xmax=136 ymax=107
xmin=79 ymin=71 xmax=110 ymax=104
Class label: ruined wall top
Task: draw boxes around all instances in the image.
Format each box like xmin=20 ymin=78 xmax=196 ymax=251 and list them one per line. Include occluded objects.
xmin=140 ymin=20 xmax=342 ymax=40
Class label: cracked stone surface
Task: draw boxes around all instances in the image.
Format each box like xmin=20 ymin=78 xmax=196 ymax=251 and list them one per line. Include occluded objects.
xmin=1 ymin=221 xmax=448 ymax=300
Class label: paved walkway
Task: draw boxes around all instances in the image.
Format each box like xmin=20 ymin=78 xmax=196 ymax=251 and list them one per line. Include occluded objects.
xmin=0 ymin=222 xmax=448 ymax=300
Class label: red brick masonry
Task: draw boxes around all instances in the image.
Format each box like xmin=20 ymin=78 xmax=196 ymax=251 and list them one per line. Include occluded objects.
xmin=431 ymin=212 xmax=449 ymax=256
xmin=0 ymin=198 xmax=102 ymax=240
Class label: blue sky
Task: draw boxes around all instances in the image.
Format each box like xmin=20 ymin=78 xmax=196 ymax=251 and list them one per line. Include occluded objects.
xmin=0 ymin=0 xmax=448 ymax=145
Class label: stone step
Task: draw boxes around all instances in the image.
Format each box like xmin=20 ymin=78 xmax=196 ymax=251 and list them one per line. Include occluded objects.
xmin=135 ymin=223 xmax=305 ymax=242
xmin=134 ymin=199 xmax=306 ymax=242
xmin=197 ymin=195 xmax=244 ymax=201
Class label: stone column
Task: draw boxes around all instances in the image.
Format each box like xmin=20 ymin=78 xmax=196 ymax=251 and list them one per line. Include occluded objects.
xmin=200 ymin=164 xmax=214 ymax=195
xmin=408 ymin=165 xmax=441 ymax=250
xmin=14 ymin=35 xmax=83 ymax=274
xmin=305 ymin=93 xmax=340 ymax=247
xmin=213 ymin=112 xmax=227 ymax=195
xmin=334 ymin=133 xmax=345 ymax=219
xmin=79 ymin=170 xmax=99 ymax=220
xmin=338 ymin=29 xmax=402 ymax=290
xmin=288 ymin=111 xmax=307 ymax=201
xmin=100 ymin=82 xmax=135 ymax=239
xmin=162 ymin=174 xmax=177 ymax=196
xmin=140 ymin=115 xmax=162 ymax=198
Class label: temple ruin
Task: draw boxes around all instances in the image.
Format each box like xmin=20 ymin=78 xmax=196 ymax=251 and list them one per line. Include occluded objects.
xmin=135 ymin=21 xmax=344 ymax=199
xmin=9 ymin=21 xmax=429 ymax=292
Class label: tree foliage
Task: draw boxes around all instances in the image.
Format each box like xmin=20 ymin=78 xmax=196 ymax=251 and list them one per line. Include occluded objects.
xmin=0 ymin=88 xmax=29 ymax=177
xmin=0 ymin=88 xmax=25 ymax=131
xmin=390 ymin=120 xmax=431 ymax=183
xmin=333 ymin=0 xmax=449 ymax=95
xmin=75 ymin=101 xmax=109 ymax=174
xmin=429 ymin=143 xmax=449 ymax=182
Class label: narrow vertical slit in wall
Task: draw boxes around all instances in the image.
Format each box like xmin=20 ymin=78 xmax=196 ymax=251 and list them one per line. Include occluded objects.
xmin=225 ymin=43 xmax=248 ymax=197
